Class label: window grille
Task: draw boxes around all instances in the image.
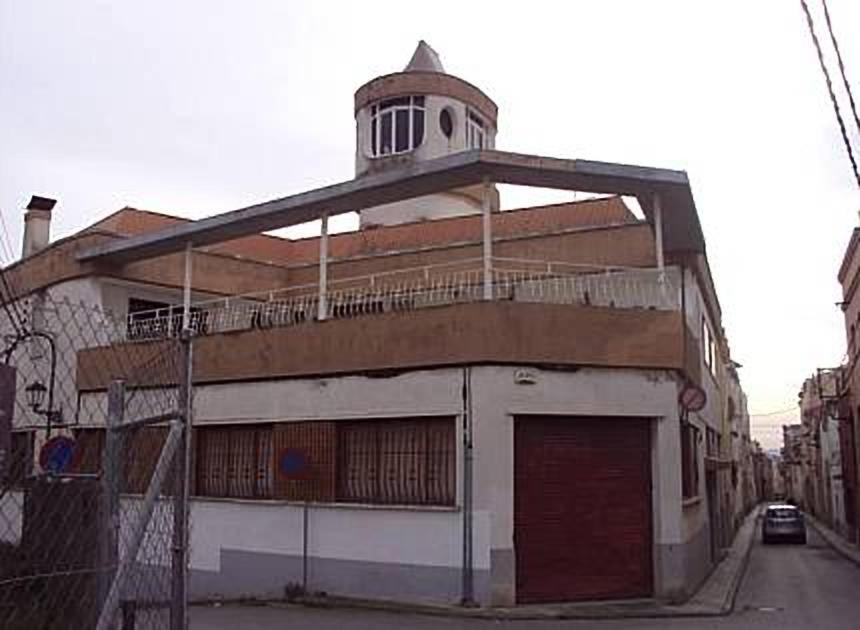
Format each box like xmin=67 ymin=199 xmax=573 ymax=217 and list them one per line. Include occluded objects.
xmin=337 ymin=418 xmax=455 ymax=506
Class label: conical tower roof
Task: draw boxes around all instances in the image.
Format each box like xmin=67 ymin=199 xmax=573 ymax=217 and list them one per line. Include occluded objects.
xmin=404 ymin=40 xmax=445 ymax=73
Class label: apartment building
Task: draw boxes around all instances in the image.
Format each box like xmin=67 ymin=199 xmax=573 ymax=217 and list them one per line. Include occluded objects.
xmin=1 ymin=41 xmax=752 ymax=607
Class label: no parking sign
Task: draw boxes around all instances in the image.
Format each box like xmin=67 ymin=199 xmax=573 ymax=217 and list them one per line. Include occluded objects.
xmin=39 ymin=436 xmax=76 ymax=474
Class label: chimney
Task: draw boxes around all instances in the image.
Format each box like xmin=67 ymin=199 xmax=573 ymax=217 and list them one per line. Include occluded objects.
xmin=22 ymin=195 xmax=56 ymax=257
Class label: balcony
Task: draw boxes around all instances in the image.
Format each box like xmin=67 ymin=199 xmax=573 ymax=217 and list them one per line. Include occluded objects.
xmin=124 ymin=258 xmax=681 ymax=342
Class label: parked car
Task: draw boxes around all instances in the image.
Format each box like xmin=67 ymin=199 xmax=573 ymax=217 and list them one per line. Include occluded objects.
xmin=762 ymin=504 xmax=807 ymax=544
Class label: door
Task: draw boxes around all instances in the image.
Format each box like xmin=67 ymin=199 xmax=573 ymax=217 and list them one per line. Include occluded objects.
xmin=514 ymin=416 xmax=653 ymax=603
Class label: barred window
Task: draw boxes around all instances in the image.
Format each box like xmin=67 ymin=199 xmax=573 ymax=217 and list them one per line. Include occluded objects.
xmin=195 ymin=424 xmax=273 ymax=499
xmin=72 ymin=428 xmax=104 ymax=475
xmin=681 ymin=422 xmax=700 ymax=500
xmin=69 ymin=418 xmax=457 ymax=506
xmin=337 ymin=418 xmax=455 ymax=506
xmin=72 ymin=426 xmax=168 ymax=494
xmin=272 ymin=422 xmax=336 ymax=502
xmin=125 ymin=426 xmax=169 ymax=494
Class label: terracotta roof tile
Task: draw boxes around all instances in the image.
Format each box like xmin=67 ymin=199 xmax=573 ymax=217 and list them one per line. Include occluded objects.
xmin=288 ymin=195 xmax=638 ymax=263
xmin=87 ymin=207 xmax=292 ymax=265
xmin=84 ymin=196 xmax=636 ymax=267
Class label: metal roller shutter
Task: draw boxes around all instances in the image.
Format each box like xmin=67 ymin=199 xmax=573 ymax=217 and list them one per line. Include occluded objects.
xmin=514 ymin=416 xmax=653 ymax=603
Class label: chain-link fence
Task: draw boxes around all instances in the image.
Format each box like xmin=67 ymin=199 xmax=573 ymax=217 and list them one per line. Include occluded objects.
xmin=0 ymin=293 xmax=191 ymax=629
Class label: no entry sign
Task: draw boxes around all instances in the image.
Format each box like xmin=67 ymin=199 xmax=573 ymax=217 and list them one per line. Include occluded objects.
xmin=678 ymin=383 xmax=707 ymax=413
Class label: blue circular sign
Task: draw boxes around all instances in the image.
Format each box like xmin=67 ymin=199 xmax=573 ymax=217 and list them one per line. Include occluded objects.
xmin=278 ymin=449 xmax=308 ymax=478
xmin=39 ymin=436 xmax=76 ymax=474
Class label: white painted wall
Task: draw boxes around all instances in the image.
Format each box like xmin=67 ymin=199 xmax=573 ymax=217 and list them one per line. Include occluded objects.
xmin=100 ymin=279 xmax=221 ymax=322
xmin=359 ymin=194 xmax=480 ymax=228
xmin=189 ymin=499 xmax=489 ymax=573
xmin=468 ymin=365 xmax=683 ymax=549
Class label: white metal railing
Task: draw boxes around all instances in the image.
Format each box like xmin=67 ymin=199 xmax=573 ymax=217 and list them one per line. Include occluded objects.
xmin=124 ymin=259 xmax=681 ymax=342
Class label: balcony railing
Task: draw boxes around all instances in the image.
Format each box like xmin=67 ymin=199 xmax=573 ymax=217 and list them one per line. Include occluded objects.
xmin=124 ymin=258 xmax=682 ymax=342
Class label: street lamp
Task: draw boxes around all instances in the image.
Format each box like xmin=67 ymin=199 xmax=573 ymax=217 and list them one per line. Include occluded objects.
xmin=24 ymin=379 xmax=63 ymax=429
xmin=3 ymin=330 xmax=64 ymax=437
xmin=25 ymin=380 xmax=47 ymax=409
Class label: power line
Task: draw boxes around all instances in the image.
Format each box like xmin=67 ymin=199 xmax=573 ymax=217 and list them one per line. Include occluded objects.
xmin=0 ymin=215 xmax=28 ymax=334
xmin=800 ymin=0 xmax=860 ymax=189
xmin=0 ymin=208 xmax=16 ymax=265
xmin=0 ymin=273 xmax=25 ymax=336
xmin=820 ymin=0 xmax=860 ymax=138
xmin=750 ymin=406 xmax=797 ymax=417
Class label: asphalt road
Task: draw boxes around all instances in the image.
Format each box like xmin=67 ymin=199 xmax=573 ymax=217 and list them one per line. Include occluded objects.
xmin=190 ymin=526 xmax=860 ymax=630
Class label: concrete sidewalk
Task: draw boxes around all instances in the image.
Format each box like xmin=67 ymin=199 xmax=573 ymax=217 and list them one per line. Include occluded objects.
xmin=216 ymin=505 xmax=764 ymax=621
xmin=806 ymin=514 xmax=860 ymax=570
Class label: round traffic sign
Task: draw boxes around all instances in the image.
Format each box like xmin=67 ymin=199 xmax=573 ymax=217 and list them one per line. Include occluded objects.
xmin=39 ymin=435 xmax=76 ymax=474
xmin=678 ymin=384 xmax=707 ymax=413
xmin=278 ymin=448 xmax=309 ymax=478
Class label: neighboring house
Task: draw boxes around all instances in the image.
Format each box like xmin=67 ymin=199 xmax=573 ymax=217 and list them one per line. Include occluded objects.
xmin=2 ymin=42 xmax=751 ymax=606
xmin=782 ymin=423 xmax=811 ymax=511
xmin=836 ymin=229 xmax=860 ymax=543
xmin=727 ymin=365 xmax=755 ymax=531
xmin=793 ymin=370 xmax=849 ymax=537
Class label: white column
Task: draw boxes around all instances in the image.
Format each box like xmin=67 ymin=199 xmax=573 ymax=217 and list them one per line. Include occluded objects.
xmin=318 ymin=212 xmax=329 ymax=321
xmin=182 ymin=242 xmax=192 ymax=331
xmin=653 ymin=192 xmax=665 ymax=273
xmin=482 ymin=179 xmax=492 ymax=300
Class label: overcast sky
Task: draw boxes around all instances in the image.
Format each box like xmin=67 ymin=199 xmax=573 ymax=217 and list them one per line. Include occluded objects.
xmin=2 ymin=1 xmax=859 ymax=449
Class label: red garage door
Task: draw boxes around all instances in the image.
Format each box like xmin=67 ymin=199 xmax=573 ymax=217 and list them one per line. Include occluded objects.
xmin=514 ymin=416 xmax=652 ymax=603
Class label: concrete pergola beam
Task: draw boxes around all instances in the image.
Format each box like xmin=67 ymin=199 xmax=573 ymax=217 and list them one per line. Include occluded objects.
xmin=78 ymin=149 xmax=704 ymax=265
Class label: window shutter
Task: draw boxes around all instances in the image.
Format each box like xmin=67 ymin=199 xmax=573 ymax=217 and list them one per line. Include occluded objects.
xmin=124 ymin=426 xmax=169 ymax=494
xmin=72 ymin=428 xmax=104 ymax=475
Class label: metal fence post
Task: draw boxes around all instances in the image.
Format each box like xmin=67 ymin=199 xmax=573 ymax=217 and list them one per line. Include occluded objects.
xmin=171 ymin=333 xmax=193 ymax=630
xmin=100 ymin=380 xmax=124 ymax=614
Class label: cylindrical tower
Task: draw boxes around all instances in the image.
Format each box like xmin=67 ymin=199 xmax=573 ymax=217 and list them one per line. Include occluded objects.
xmin=354 ymin=41 xmax=500 ymax=229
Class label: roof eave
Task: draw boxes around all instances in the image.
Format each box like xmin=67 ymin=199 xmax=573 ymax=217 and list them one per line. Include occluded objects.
xmin=77 ymin=149 xmax=704 ymax=265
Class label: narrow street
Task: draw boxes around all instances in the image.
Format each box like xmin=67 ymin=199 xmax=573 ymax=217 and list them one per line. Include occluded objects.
xmin=191 ymin=527 xmax=860 ymax=630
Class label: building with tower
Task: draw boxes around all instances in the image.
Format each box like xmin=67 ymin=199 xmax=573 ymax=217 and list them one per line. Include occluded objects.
xmin=355 ymin=41 xmax=499 ymax=228
xmin=1 ymin=41 xmax=752 ymax=607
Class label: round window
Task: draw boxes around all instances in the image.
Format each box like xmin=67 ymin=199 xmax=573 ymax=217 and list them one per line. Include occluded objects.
xmin=439 ymin=108 xmax=454 ymax=138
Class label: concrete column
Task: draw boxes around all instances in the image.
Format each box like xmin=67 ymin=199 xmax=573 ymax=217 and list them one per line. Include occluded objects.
xmin=182 ymin=242 xmax=192 ymax=331
xmin=482 ymin=179 xmax=492 ymax=300
xmin=318 ymin=212 xmax=329 ymax=321
xmin=653 ymin=192 xmax=665 ymax=273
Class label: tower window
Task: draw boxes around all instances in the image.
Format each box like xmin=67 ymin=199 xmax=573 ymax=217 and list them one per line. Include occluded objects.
xmin=466 ymin=108 xmax=485 ymax=149
xmin=370 ymin=96 xmax=425 ymax=156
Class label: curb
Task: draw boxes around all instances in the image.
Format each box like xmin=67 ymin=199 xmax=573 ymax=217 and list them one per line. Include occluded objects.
xmin=806 ymin=516 xmax=860 ymax=570
xmin=723 ymin=505 xmax=763 ymax=614
xmin=192 ymin=507 xmax=765 ymax=621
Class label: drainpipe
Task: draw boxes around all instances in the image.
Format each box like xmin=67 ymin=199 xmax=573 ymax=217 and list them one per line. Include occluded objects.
xmin=460 ymin=366 xmax=475 ymax=606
